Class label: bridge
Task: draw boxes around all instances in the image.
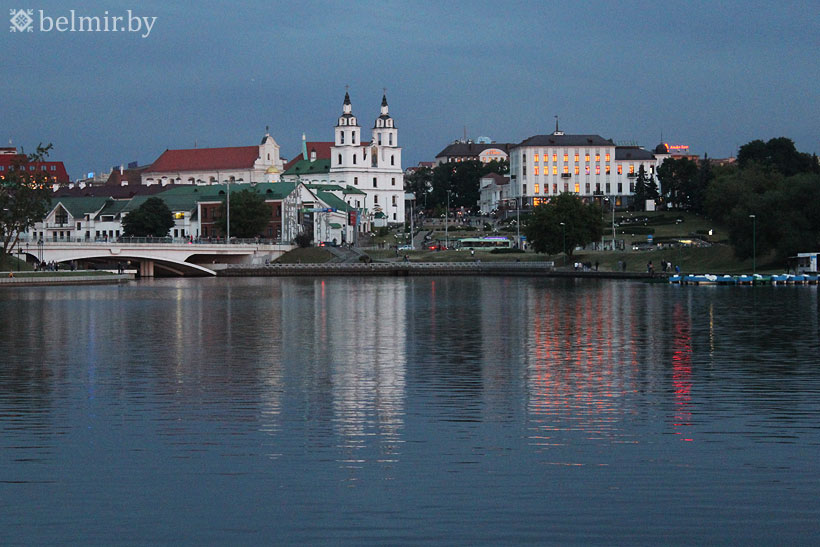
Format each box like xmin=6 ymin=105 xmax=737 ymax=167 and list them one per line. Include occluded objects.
xmin=12 ymin=238 xmax=294 ymax=277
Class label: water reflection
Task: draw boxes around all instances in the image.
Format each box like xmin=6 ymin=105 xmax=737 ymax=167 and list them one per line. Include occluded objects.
xmin=2 ymin=279 xmax=820 ymax=543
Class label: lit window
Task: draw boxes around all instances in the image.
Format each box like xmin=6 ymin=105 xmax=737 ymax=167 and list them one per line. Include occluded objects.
xmin=574 ymin=154 xmax=579 ymax=162
xmin=585 ymin=166 xmax=590 ymax=175
xmin=585 ymin=154 xmax=590 ymax=162
xmin=606 ymin=165 xmax=611 ymax=175
xmin=574 ymin=183 xmax=580 ymax=193
xmin=629 ymin=164 xmax=635 ymax=174
xmin=534 ymin=183 xmax=540 ymax=194
xmin=563 ymin=165 xmax=569 ymax=174
xmin=596 ymin=165 xmax=600 ymax=175
xmin=552 ymin=166 xmax=557 ymax=175
xmin=534 ymin=166 xmax=539 ymax=175
xmin=595 ymin=154 xmax=600 ymax=162
xmin=533 ymin=154 xmax=539 ymax=162
xmin=553 ymin=154 xmax=557 ymax=163
xmin=574 ymin=165 xmax=579 ymax=175
xmin=617 ymin=165 xmax=623 ymax=175
xmin=605 ymin=153 xmax=610 ymax=162
xmin=563 ymin=154 xmax=568 ymax=162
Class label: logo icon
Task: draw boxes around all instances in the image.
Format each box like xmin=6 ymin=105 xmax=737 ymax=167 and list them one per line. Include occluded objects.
xmin=9 ymin=8 xmax=34 ymax=32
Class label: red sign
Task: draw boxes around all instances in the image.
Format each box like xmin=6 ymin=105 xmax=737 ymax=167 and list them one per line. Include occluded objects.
xmin=348 ymin=210 xmax=357 ymax=225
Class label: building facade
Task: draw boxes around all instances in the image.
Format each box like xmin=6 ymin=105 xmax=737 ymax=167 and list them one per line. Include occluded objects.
xmin=328 ymin=92 xmax=405 ymax=224
xmin=434 ymin=140 xmax=512 ymax=165
xmin=140 ymin=133 xmax=285 ymax=186
xmin=0 ymin=146 xmax=70 ymax=185
xmin=507 ymin=128 xmax=662 ymax=210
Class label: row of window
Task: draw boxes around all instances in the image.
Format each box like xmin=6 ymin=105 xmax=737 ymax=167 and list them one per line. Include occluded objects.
xmin=523 ymin=182 xmax=633 ymax=195
xmin=522 ymin=153 xmax=612 ymax=163
xmin=523 ymin=163 xmax=650 ymax=176
xmin=351 ymin=176 xmax=398 ymax=187
xmin=372 ymin=194 xmax=399 ymax=206
xmin=336 ymin=153 xmax=397 ymax=166
xmin=0 ymin=164 xmax=59 ymax=171
xmin=339 ymin=131 xmax=395 ymax=146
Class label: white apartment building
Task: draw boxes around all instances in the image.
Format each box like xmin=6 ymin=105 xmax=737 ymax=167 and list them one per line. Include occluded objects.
xmin=507 ymin=127 xmax=661 ymax=209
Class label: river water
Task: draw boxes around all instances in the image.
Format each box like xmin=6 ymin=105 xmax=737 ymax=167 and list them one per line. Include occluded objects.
xmin=1 ymin=277 xmax=819 ymax=545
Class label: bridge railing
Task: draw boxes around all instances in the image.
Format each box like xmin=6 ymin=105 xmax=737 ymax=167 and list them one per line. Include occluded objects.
xmin=15 ymin=235 xmax=288 ymax=246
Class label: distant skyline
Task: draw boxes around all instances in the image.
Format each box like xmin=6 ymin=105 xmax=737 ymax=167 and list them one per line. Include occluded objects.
xmin=3 ymin=0 xmax=818 ymax=179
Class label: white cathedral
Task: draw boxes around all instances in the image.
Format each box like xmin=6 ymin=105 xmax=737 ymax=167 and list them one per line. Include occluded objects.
xmin=329 ymin=92 xmax=405 ymax=224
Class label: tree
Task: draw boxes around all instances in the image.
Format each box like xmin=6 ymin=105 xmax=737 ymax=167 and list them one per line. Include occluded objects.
xmin=523 ymin=193 xmax=603 ymax=256
xmin=404 ymin=166 xmax=433 ymax=209
xmin=738 ymin=137 xmax=814 ymax=176
xmin=427 ymin=159 xmax=508 ymax=213
xmin=216 ymin=189 xmax=270 ymax=238
xmin=633 ymin=165 xmax=648 ymax=210
xmin=0 ymin=144 xmax=53 ymax=259
xmin=657 ymin=157 xmax=698 ymax=209
xmin=122 ymin=197 xmax=174 ymax=237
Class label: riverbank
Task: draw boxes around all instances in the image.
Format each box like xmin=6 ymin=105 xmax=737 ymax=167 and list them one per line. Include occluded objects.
xmin=220 ymin=261 xmax=656 ymax=279
xmin=0 ymin=271 xmax=133 ymax=287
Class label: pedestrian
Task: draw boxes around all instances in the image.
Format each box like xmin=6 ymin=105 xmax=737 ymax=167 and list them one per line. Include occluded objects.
xmin=594 ymin=260 xmax=599 ymax=271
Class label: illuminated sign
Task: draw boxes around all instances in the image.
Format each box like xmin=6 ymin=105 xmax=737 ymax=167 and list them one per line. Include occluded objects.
xmin=666 ymin=144 xmax=690 ymax=153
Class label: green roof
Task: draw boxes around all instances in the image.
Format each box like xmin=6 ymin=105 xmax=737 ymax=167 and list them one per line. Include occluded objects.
xmin=124 ymin=182 xmax=299 ymax=213
xmin=52 ymin=197 xmax=111 ymax=218
xmin=306 ymin=184 xmax=344 ymax=191
xmin=283 ymin=158 xmax=331 ymax=176
xmin=343 ymin=185 xmax=367 ymax=195
xmin=329 ymin=223 xmax=342 ymax=229
xmin=315 ymin=191 xmax=352 ymax=213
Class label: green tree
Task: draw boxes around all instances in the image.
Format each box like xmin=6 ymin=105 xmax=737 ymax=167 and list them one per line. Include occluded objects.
xmin=738 ymin=137 xmax=814 ymax=176
xmin=404 ymin=166 xmax=433 ymax=209
xmin=657 ymin=157 xmax=699 ymax=209
xmin=523 ymin=193 xmax=603 ymax=256
xmin=428 ymin=159 xmax=508 ymax=213
xmin=0 ymin=143 xmax=53 ymax=259
xmin=216 ymin=188 xmax=270 ymax=238
xmin=122 ymin=197 xmax=174 ymax=237
xmin=633 ymin=165 xmax=648 ymax=211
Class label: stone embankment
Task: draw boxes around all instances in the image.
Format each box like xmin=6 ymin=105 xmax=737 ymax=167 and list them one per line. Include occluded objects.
xmin=219 ymin=262 xmax=655 ymax=279
xmin=0 ymin=273 xmax=133 ymax=286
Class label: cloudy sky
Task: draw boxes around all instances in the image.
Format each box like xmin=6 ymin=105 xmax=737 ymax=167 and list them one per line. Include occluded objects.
xmin=3 ymin=0 xmax=817 ymax=178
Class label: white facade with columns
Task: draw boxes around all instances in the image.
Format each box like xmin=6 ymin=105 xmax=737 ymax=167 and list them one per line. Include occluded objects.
xmin=329 ymin=92 xmax=405 ymax=224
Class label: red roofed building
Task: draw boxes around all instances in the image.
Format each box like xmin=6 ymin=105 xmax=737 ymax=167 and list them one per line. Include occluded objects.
xmin=0 ymin=146 xmax=70 ymax=184
xmin=141 ymin=132 xmax=285 ymax=186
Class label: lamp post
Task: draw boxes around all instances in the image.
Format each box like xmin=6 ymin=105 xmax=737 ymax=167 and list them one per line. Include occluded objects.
xmin=516 ymin=196 xmax=521 ymax=249
xmin=445 ymin=189 xmax=450 ymax=249
xmin=226 ymin=178 xmax=231 ymax=242
xmin=560 ymin=221 xmax=566 ymax=267
xmin=749 ymin=214 xmax=756 ymax=274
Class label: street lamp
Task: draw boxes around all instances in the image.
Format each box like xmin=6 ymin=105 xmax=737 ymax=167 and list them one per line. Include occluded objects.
xmin=560 ymin=221 xmax=566 ymax=267
xmin=445 ymin=189 xmax=450 ymax=249
xmin=749 ymin=214 xmax=756 ymax=274
xmin=226 ymin=178 xmax=231 ymax=242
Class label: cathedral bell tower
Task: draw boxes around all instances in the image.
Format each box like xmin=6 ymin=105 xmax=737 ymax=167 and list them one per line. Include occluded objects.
xmin=335 ymin=92 xmax=360 ymax=147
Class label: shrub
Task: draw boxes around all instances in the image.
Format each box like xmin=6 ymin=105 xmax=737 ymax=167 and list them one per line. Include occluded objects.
xmin=294 ymin=231 xmax=312 ymax=248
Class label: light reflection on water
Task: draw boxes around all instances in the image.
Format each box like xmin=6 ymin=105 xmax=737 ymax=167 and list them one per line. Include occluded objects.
xmin=1 ymin=277 xmax=819 ymax=544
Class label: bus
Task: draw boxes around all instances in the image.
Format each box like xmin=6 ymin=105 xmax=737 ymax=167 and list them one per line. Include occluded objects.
xmin=454 ymin=237 xmax=513 ymax=250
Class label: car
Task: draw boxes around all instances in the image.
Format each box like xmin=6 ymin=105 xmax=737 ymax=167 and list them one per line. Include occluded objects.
xmin=398 ymin=244 xmax=414 ymax=251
